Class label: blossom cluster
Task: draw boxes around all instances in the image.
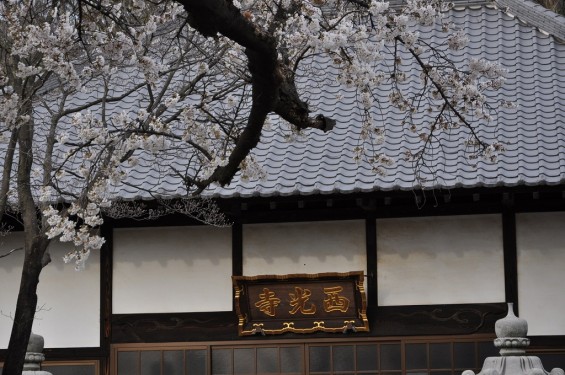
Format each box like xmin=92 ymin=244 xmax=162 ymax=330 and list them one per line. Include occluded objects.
xmin=1 ymin=0 xmax=215 ymax=268
xmin=232 ymin=0 xmax=509 ymax=174
xmin=0 ymin=0 xmax=512 ymax=270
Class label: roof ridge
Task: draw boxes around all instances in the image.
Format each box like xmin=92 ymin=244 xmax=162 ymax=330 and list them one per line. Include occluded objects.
xmin=388 ymin=0 xmax=564 ymax=42
xmin=387 ymin=0 xmax=492 ymax=6
xmin=493 ymin=0 xmax=565 ymax=42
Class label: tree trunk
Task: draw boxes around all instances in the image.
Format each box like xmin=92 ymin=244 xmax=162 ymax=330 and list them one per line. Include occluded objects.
xmin=3 ymin=92 xmax=51 ymax=375
xmin=2 ymin=236 xmax=49 ymax=375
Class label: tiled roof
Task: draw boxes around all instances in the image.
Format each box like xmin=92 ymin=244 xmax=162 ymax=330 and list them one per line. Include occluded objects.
xmin=4 ymin=3 xmax=564 ymax=202
xmin=206 ymin=4 xmax=565 ymax=198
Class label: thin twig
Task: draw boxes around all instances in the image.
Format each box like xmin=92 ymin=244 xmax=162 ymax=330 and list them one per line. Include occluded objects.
xmin=0 ymin=247 xmax=23 ymax=259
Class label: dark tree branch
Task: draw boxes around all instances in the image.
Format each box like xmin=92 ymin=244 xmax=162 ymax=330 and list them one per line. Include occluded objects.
xmin=179 ymin=0 xmax=334 ymax=190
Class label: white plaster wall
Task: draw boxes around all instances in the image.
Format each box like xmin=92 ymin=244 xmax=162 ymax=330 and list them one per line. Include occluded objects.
xmin=516 ymin=212 xmax=565 ymax=336
xmin=243 ymin=220 xmax=366 ymax=276
xmin=113 ymin=226 xmax=232 ymax=313
xmin=377 ymin=214 xmax=505 ymax=306
xmin=0 ymin=232 xmax=100 ymax=349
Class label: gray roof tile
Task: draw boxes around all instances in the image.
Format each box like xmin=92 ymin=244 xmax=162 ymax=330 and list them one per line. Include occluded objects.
xmin=206 ymin=5 xmax=564 ymax=199
xmin=4 ymin=4 xmax=563 ymax=202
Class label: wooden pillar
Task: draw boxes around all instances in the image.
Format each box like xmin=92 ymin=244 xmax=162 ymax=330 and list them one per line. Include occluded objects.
xmin=502 ymin=199 xmax=519 ymax=314
xmin=100 ymin=222 xmax=113 ymax=375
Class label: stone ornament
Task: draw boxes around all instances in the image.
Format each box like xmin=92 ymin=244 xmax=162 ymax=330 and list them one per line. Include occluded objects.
xmin=22 ymin=332 xmax=52 ymax=375
xmin=463 ymin=303 xmax=564 ymax=375
xmin=495 ymin=302 xmax=528 ymax=338
xmin=494 ymin=302 xmax=530 ymax=356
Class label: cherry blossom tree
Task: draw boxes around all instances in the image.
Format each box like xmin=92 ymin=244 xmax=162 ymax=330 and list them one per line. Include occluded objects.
xmin=0 ymin=0 xmax=509 ymax=373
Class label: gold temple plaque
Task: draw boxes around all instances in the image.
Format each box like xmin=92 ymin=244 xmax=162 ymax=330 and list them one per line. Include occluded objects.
xmin=233 ymin=271 xmax=369 ymax=336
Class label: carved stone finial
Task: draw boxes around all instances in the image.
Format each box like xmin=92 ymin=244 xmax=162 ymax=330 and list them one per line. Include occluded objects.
xmin=26 ymin=332 xmax=44 ymax=353
xmin=23 ymin=332 xmax=52 ymax=375
xmin=495 ymin=303 xmax=528 ymax=338
xmin=494 ymin=303 xmax=530 ymax=356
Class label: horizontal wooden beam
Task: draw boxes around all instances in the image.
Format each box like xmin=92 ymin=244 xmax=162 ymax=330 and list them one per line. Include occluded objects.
xmin=111 ymin=303 xmax=511 ymax=343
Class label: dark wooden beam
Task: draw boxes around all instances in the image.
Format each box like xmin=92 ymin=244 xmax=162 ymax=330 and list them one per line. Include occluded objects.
xmin=100 ymin=222 xmax=113 ymax=375
xmin=232 ymin=222 xmax=243 ymax=278
xmin=365 ymin=219 xmax=378 ymax=317
xmin=111 ymin=311 xmax=239 ymax=343
xmin=502 ymin=200 xmax=519 ymax=312
xmin=232 ymin=221 xmax=243 ymax=313
xmin=98 ymin=185 xmax=565 ymax=230
xmin=529 ymin=336 xmax=565 ymax=349
xmin=110 ymin=303 xmax=510 ymax=343
xmin=374 ymin=303 xmax=507 ymax=336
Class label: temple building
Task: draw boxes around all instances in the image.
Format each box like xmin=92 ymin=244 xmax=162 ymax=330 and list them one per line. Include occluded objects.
xmin=1 ymin=0 xmax=564 ymax=374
